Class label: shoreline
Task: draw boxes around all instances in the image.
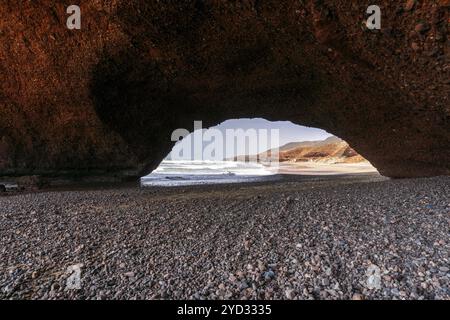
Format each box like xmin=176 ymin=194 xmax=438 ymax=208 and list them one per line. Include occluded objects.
xmin=268 ymin=161 xmax=378 ymax=175
xmin=140 ymin=161 xmax=379 ymax=188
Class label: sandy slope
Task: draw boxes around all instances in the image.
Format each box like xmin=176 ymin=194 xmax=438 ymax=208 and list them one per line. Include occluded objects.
xmin=268 ymin=162 xmax=378 ymax=175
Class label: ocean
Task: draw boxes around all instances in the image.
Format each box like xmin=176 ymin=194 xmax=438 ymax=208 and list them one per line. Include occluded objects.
xmin=141 ymin=160 xmax=279 ymax=187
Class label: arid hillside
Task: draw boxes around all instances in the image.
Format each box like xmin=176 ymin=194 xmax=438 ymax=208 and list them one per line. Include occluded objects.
xmin=230 ymin=136 xmax=368 ymax=164
xmin=277 ymin=137 xmax=368 ymax=164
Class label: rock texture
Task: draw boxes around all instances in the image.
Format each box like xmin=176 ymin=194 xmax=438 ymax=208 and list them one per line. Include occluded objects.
xmin=0 ymin=1 xmax=449 ymax=179
xmin=231 ymin=136 xmax=368 ymax=164
xmin=277 ymin=137 xmax=367 ymax=164
xmin=1 ymin=176 xmax=450 ymax=299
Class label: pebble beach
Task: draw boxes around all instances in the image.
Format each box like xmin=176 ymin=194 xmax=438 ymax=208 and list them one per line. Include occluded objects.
xmin=1 ymin=174 xmax=449 ymax=300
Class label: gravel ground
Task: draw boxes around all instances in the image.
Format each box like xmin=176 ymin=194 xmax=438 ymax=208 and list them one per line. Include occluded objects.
xmin=0 ymin=174 xmax=449 ymax=300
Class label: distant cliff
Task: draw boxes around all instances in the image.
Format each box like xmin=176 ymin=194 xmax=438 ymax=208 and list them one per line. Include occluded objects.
xmin=230 ymin=137 xmax=368 ymax=164
xmin=276 ymin=137 xmax=368 ymax=164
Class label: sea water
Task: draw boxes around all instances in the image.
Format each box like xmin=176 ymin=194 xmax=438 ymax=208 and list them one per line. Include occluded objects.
xmin=141 ymin=160 xmax=278 ymax=187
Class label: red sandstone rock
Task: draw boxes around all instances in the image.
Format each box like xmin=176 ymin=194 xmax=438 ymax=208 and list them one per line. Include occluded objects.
xmin=0 ymin=1 xmax=449 ymax=179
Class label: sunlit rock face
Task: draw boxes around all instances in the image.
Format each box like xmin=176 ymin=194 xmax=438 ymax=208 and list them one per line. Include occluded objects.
xmin=0 ymin=1 xmax=449 ymax=180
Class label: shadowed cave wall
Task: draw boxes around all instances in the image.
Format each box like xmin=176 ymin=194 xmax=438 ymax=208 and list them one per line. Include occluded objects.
xmin=0 ymin=1 xmax=449 ymax=180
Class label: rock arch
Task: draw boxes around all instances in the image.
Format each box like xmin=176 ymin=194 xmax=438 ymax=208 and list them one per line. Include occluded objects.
xmin=0 ymin=1 xmax=449 ymax=180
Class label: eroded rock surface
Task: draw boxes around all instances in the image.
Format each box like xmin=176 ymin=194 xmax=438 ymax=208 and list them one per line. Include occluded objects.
xmin=0 ymin=1 xmax=449 ymax=179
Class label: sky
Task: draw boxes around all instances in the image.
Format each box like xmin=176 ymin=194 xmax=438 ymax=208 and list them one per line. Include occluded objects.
xmin=218 ymin=119 xmax=332 ymax=145
xmin=168 ymin=118 xmax=332 ymax=160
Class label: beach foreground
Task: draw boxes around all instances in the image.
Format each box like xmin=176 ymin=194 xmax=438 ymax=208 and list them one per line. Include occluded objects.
xmin=1 ymin=174 xmax=449 ymax=300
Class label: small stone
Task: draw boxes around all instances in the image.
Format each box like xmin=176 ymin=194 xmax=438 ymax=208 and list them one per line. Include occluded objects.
xmin=239 ymin=281 xmax=249 ymax=291
xmin=285 ymin=289 xmax=295 ymax=300
xmin=229 ymin=274 xmax=237 ymax=282
xmin=257 ymin=261 xmax=266 ymax=271
xmin=51 ymin=283 xmax=61 ymax=292
xmin=124 ymin=272 xmax=135 ymax=277
xmin=366 ymin=264 xmax=382 ymax=290
xmin=439 ymin=266 xmax=449 ymax=273
xmin=263 ymin=270 xmax=275 ymax=281
xmin=352 ymin=293 xmax=364 ymax=300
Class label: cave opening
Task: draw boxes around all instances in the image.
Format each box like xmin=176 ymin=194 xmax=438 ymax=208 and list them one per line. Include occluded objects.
xmin=141 ymin=118 xmax=378 ymax=187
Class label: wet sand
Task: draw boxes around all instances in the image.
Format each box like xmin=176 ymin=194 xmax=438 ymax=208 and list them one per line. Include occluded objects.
xmin=272 ymin=162 xmax=378 ymax=175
